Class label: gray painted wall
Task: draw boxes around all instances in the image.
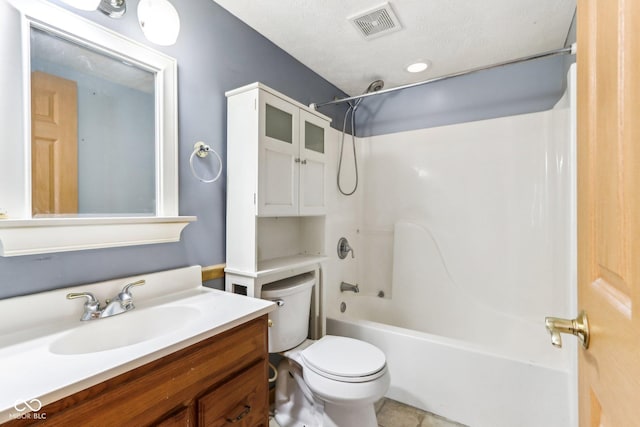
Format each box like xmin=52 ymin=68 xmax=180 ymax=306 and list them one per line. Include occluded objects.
xmin=352 ymin=54 xmax=571 ymax=137
xmin=0 ymin=0 xmax=572 ymax=299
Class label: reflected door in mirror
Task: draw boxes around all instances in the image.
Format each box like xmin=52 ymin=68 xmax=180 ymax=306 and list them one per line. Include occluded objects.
xmin=31 ymin=71 xmax=78 ymax=215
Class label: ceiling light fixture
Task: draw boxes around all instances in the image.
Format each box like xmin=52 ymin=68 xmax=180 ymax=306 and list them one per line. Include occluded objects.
xmin=58 ymin=0 xmax=101 ymax=11
xmin=406 ymin=61 xmax=430 ymax=73
xmin=137 ymin=0 xmax=181 ymax=46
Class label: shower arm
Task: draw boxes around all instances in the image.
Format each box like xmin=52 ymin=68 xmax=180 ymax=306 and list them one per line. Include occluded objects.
xmin=310 ymin=45 xmax=575 ymax=110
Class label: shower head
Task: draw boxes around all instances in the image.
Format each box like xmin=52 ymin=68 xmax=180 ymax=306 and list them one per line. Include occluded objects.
xmin=364 ymin=80 xmax=384 ymax=93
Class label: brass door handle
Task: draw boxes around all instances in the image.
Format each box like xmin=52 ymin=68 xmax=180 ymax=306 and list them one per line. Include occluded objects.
xmin=545 ymin=310 xmax=590 ymax=349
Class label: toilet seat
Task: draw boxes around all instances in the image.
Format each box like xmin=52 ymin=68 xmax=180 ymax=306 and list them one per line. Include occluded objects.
xmin=301 ymin=336 xmax=387 ymax=383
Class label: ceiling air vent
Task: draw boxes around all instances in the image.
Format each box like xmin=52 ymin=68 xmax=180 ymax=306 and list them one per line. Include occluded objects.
xmin=349 ymin=2 xmax=402 ymax=40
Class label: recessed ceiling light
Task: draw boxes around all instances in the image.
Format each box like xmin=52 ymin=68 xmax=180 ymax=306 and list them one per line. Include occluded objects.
xmin=406 ymin=61 xmax=430 ymax=73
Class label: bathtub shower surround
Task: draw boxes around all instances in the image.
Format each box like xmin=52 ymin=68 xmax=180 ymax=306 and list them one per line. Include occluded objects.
xmin=325 ymin=82 xmax=575 ymax=427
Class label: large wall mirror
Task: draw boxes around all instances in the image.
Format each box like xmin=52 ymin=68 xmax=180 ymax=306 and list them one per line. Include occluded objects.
xmin=31 ymin=27 xmax=156 ymax=215
xmin=0 ymin=0 xmax=194 ymax=256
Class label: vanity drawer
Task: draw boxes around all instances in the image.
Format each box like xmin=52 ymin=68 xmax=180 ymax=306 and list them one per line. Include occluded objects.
xmin=198 ymin=360 xmax=268 ymax=427
xmin=5 ymin=315 xmax=268 ymax=426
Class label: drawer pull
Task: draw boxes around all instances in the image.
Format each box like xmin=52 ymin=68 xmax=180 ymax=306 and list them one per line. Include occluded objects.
xmin=226 ymin=404 xmax=251 ymax=423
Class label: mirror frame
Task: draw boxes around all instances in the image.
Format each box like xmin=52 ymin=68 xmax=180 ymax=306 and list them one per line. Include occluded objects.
xmin=0 ymin=0 xmax=194 ymax=256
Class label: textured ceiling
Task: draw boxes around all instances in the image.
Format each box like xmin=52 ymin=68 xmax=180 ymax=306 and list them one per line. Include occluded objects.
xmin=212 ymin=0 xmax=576 ymax=96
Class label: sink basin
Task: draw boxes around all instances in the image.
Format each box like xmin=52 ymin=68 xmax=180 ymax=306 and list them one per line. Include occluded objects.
xmin=49 ymin=306 xmax=200 ymax=355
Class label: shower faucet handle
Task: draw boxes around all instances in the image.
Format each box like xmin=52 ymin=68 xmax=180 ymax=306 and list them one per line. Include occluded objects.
xmin=337 ymin=237 xmax=354 ymax=259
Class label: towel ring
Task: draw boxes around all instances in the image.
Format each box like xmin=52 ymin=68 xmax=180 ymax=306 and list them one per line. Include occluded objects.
xmin=190 ymin=141 xmax=222 ymax=183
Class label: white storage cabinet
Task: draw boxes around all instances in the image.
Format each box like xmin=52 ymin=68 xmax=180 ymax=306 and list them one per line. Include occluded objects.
xmin=225 ymin=83 xmax=329 ymax=304
xmin=226 ymin=83 xmax=329 ymax=218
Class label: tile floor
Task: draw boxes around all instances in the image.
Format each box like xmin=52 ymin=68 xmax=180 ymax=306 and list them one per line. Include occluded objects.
xmin=375 ymin=398 xmax=466 ymax=427
xmin=269 ymin=397 xmax=467 ymax=427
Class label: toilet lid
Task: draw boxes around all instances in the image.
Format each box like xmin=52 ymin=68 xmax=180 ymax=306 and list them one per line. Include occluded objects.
xmin=301 ymin=336 xmax=386 ymax=379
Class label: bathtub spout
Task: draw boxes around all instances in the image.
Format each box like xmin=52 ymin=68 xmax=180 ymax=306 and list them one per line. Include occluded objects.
xmin=340 ymin=281 xmax=359 ymax=293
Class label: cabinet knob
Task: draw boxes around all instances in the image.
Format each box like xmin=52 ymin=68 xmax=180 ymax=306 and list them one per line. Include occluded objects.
xmin=301 ymin=159 xmax=307 ymax=165
xmin=294 ymin=157 xmax=300 ymax=163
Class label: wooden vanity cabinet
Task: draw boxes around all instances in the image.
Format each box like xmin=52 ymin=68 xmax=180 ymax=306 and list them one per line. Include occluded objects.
xmin=6 ymin=316 xmax=269 ymax=427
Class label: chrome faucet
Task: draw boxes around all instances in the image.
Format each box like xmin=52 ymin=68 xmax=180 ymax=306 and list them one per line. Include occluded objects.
xmin=102 ymin=280 xmax=146 ymax=317
xmin=66 ymin=292 xmax=102 ymax=321
xmin=340 ymin=281 xmax=359 ymax=293
xmin=67 ymin=279 xmax=146 ymax=321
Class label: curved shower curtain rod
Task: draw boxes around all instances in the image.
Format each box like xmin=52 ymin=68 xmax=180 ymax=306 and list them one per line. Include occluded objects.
xmin=310 ymin=44 xmax=576 ymax=110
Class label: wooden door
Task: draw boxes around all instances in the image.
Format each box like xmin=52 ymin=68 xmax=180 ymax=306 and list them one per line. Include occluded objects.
xmin=577 ymin=0 xmax=640 ymax=425
xmin=31 ymin=71 xmax=78 ymax=215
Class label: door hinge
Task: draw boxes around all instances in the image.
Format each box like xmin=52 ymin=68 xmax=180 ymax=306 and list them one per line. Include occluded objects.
xmin=253 ymin=193 xmax=256 ymax=205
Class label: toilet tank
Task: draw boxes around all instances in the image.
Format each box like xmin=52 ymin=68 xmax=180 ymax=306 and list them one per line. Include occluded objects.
xmin=261 ymin=273 xmax=314 ymax=353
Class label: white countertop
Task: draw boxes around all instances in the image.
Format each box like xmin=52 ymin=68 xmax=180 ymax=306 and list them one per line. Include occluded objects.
xmin=0 ymin=266 xmax=274 ymax=423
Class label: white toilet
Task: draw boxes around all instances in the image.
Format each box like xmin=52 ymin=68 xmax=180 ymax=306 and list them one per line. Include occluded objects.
xmin=262 ymin=273 xmax=390 ymax=427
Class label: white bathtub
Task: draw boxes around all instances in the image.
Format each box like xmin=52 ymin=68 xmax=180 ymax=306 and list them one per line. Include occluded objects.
xmin=323 ymin=87 xmax=578 ymax=426
xmin=327 ymin=293 xmax=573 ymax=427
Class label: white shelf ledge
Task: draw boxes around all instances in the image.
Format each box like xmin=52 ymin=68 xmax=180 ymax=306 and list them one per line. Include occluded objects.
xmin=225 ymin=254 xmax=327 ymax=279
xmin=0 ymin=216 xmax=196 ymax=256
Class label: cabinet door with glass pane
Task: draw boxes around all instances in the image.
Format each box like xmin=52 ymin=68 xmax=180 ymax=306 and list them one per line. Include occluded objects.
xmin=299 ymin=110 xmax=326 ymax=215
xmin=258 ymin=91 xmax=300 ymax=216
